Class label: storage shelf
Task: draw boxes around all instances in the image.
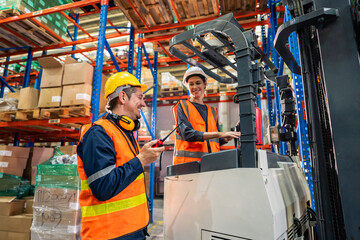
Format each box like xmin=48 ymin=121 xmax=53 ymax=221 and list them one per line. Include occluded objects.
xmin=0 ymin=1 xmax=282 ymax=144
xmin=0 ymin=116 xmax=91 ymax=144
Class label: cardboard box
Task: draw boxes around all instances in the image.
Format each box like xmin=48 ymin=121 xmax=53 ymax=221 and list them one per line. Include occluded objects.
xmin=38 ymin=87 xmax=62 ymax=108
xmin=0 ymin=157 xmax=29 ymax=177
xmin=5 ymin=91 xmax=20 ymax=101
xmin=61 ymin=83 xmax=92 ymax=106
xmin=17 ymin=87 xmax=39 ymax=110
xmin=31 ymin=166 xmax=37 ymax=185
xmin=23 ymin=147 xmax=54 ymax=182
xmin=99 ymin=74 xmax=107 ymax=114
xmin=63 ymin=57 xmax=94 ymax=85
xmin=37 ymin=57 xmax=67 ymax=88
xmin=24 ymin=196 xmax=34 ymax=214
xmin=30 ymin=147 xmax=54 ymax=167
xmin=0 ymin=197 xmax=25 ymax=216
xmin=0 ymin=214 xmax=33 ymax=233
xmin=58 ymin=145 xmax=77 ymax=156
xmin=32 ymin=187 xmax=81 ymax=230
xmin=31 ymin=231 xmax=78 ymax=240
xmin=0 ymin=146 xmax=30 ymax=158
xmin=0 ymin=231 xmax=30 ymax=240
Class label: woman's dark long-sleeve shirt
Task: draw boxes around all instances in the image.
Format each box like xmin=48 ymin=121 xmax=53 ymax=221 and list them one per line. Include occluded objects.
xmin=176 ymin=101 xmax=226 ymax=145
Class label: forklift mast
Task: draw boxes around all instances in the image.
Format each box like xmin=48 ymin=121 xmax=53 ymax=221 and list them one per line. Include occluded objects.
xmin=169 ymin=13 xmax=278 ymax=168
xmin=275 ymin=0 xmax=360 ymax=239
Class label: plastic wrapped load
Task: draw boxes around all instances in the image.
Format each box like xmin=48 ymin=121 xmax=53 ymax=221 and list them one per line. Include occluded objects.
xmin=0 ymin=98 xmax=18 ymax=111
xmin=0 ymin=173 xmax=32 ymax=198
xmin=30 ymin=150 xmax=81 ymax=240
xmin=31 ymin=187 xmax=81 ymax=240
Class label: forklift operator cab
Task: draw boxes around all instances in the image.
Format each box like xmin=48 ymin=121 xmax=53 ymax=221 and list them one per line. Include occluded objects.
xmin=164 ymin=149 xmax=312 ymax=240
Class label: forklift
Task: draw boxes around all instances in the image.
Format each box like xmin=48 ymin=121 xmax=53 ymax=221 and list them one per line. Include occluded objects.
xmin=163 ymin=0 xmax=360 ymax=239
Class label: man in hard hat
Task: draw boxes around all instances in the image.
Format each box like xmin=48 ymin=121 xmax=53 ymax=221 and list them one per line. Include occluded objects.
xmin=172 ymin=66 xmax=240 ymax=164
xmin=77 ymin=72 xmax=164 ymax=240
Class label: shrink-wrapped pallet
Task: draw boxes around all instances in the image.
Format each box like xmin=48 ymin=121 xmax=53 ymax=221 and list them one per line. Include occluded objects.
xmin=31 ymin=150 xmax=81 ymax=240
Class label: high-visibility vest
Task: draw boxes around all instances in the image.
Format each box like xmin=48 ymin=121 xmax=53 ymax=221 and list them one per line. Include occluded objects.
xmin=77 ymin=119 xmax=149 ymax=240
xmin=172 ymin=100 xmax=220 ymax=164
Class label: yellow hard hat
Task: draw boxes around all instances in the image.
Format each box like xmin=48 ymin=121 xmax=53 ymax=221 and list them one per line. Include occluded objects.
xmin=104 ymin=72 xmax=147 ymax=100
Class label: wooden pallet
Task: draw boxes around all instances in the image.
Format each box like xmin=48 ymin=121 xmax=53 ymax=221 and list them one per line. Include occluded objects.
xmin=0 ymin=7 xmax=61 ymax=48
xmin=114 ymin=0 xmax=175 ymax=29
xmin=219 ymin=0 xmax=268 ymax=15
xmin=206 ymin=85 xmax=219 ymax=94
xmin=15 ymin=108 xmax=40 ymax=120
xmin=219 ymin=84 xmax=236 ymax=92
xmin=173 ymin=0 xmax=219 ymax=21
xmin=160 ymin=86 xmax=186 ymax=97
xmin=40 ymin=106 xmax=91 ymax=119
xmin=152 ymin=37 xmax=192 ymax=56
xmin=0 ymin=110 xmax=16 ymax=122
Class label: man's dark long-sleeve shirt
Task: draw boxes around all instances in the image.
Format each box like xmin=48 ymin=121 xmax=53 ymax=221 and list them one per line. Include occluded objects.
xmin=77 ymin=115 xmax=147 ymax=239
xmin=77 ymin=114 xmax=144 ymax=202
xmin=77 ymin=115 xmax=143 ymax=201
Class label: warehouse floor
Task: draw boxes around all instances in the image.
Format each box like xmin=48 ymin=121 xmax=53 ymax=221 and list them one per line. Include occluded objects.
xmin=148 ymin=198 xmax=164 ymax=239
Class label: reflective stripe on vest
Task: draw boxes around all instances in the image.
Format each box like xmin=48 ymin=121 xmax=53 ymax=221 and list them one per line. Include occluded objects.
xmin=81 ymin=192 xmax=147 ymax=218
xmin=173 ymin=150 xmax=205 ymax=159
xmin=87 ymin=164 xmax=116 ymax=185
xmin=175 ymin=134 xmax=219 ymax=143
xmin=81 ymin=173 xmax=145 ymax=191
xmin=173 ymin=100 xmax=220 ymax=164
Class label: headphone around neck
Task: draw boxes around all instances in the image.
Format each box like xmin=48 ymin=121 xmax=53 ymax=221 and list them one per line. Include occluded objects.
xmin=111 ymin=114 xmax=140 ymax=131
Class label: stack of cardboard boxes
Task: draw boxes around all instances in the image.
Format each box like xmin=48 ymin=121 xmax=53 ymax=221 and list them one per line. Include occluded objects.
xmin=0 ymin=197 xmax=32 ymax=240
xmin=37 ymin=56 xmax=94 ymax=108
xmin=31 ymin=187 xmax=81 ymax=240
xmin=36 ymin=56 xmax=107 ymax=115
xmin=141 ymin=67 xmax=160 ymax=97
xmin=0 ymin=146 xmax=30 ymax=178
xmin=22 ymin=147 xmax=55 ymax=186
xmin=0 ymin=0 xmax=72 ymax=41
xmin=30 ymin=146 xmax=81 ymax=240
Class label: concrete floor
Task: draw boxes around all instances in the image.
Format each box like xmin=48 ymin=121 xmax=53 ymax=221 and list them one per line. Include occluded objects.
xmin=148 ymin=198 xmax=164 ymax=240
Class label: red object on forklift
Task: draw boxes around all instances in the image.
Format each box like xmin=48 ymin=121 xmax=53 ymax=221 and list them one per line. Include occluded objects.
xmin=255 ymin=106 xmax=263 ymax=145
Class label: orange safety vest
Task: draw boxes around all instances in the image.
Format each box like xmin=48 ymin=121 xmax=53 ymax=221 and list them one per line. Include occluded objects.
xmin=172 ymin=100 xmax=220 ymax=164
xmin=77 ymin=119 xmax=149 ymax=240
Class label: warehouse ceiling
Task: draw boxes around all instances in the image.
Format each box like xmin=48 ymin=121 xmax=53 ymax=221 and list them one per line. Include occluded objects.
xmin=1 ymin=0 xmax=272 ymax=82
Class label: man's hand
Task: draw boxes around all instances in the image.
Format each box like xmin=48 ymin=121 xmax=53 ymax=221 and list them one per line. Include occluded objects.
xmin=137 ymin=140 xmax=165 ymax=166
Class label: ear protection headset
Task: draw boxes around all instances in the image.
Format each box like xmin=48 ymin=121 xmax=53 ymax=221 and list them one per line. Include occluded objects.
xmin=111 ymin=114 xmax=140 ymax=131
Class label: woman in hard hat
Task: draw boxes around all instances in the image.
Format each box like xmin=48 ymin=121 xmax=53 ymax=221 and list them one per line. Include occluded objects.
xmin=172 ymin=66 xmax=241 ymax=165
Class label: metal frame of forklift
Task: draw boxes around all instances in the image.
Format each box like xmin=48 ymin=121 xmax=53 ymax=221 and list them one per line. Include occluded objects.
xmin=275 ymin=0 xmax=360 ymax=239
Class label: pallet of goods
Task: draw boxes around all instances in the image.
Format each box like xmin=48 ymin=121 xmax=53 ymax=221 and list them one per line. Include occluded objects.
xmin=31 ymin=147 xmax=81 ymax=240
xmin=0 ymin=0 xmax=72 ymax=53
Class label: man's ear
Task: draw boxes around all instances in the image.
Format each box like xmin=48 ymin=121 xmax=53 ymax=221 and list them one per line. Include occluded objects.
xmin=118 ymin=91 xmax=127 ymax=104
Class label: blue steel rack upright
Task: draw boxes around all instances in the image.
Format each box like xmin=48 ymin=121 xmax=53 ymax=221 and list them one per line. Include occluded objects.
xmin=284 ymin=6 xmax=314 ymax=208
xmin=136 ymin=34 xmax=159 ymax=222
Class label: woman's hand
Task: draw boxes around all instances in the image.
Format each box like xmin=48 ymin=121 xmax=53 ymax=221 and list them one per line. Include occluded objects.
xmin=221 ymin=131 xmax=241 ymax=142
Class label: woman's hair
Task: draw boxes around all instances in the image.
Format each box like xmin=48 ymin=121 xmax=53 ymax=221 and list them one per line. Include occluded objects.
xmin=186 ymin=74 xmax=206 ymax=84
